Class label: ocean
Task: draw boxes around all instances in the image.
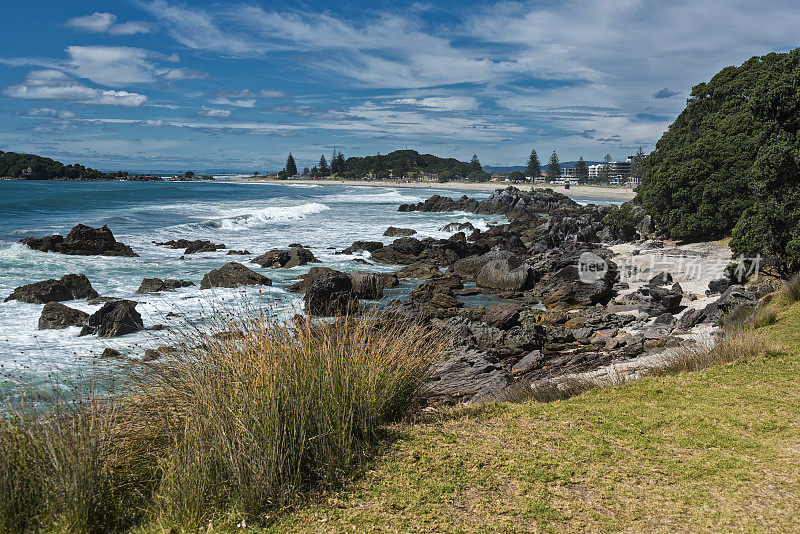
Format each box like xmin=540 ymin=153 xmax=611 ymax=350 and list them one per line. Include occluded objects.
xmin=0 ymin=179 xmax=618 ymax=388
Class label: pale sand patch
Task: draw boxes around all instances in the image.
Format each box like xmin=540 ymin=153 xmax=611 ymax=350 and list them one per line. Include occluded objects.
xmin=223 ymin=177 xmax=636 ymax=201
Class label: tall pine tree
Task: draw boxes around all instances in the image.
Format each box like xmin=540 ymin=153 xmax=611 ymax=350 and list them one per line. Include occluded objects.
xmin=525 ymin=149 xmax=541 ymax=179
xmin=318 ymin=155 xmax=329 ymax=177
xmin=285 ymin=153 xmax=297 ymax=177
xmin=547 ymin=151 xmax=560 ymax=182
xmin=575 ymin=157 xmax=588 ymax=183
xmin=469 ymin=154 xmax=482 ymax=173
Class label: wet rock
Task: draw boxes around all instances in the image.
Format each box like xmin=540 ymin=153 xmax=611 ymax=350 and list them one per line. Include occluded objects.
xmin=395 ymin=262 xmax=442 ymax=279
xmin=370 ymin=237 xmax=470 ymax=266
xmin=136 ymin=278 xmax=195 ymax=294
xmin=349 ymin=271 xmax=398 ymax=300
xmin=101 ymin=348 xmax=123 ymax=359
xmin=341 ymin=241 xmax=383 ymax=254
xmin=22 ymin=224 xmax=137 ymax=257
xmin=476 ymin=254 xmax=535 ymax=291
xmin=287 ymin=267 xmax=336 ymax=293
xmin=82 ymin=300 xmax=144 ymax=338
xmin=399 ymin=186 xmax=578 ymax=216
xmin=450 ymin=250 xmax=517 ymax=279
xmin=251 ymin=245 xmax=318 ymax=268
xmin=38 ymin=302 xmax=89 ymax=330
xmin=424 ymin=348 xmax=511 ymax=405
xmin=383 ymin=227 xmax=416 ymax=237
xmin=304 ymin=269 xmax=359 ymax=316
xmin=440 ymin=221 xmax=475 ymax=233
xmin=200 ymin=262 xmax=272 ymax=289
xmin=155 ymin=239 xmax=225 ymax=254
xmin=226 ymin=249 xmax=251 ymax=255
xmin=5 ymin=274 xmax=98 ymax=304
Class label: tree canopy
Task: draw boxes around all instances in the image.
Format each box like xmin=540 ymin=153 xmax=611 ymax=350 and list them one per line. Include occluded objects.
xmin=638 ymin=48 xmax=800 ymax=271
xmin=547 ymin=151 xmax=560 ymax=182
xmin=525 ymin=149 xmax=541 ymax=178
xmin=0 ymin=150 xmax=109 ymax=180
xmin=285 ymin=154 xmax=297 ymax=177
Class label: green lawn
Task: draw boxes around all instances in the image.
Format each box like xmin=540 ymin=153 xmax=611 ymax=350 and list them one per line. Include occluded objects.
xmin=265 ymin=305 xmax=800 ymax=532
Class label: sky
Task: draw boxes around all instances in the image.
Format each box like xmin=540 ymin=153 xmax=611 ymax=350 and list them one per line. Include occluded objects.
xmin=1 ymin=0 xmax=799 ymax=173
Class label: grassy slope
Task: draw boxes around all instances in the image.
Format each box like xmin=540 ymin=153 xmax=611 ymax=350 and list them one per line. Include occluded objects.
xmin=269 ymin=305 xmax=800 ymax=533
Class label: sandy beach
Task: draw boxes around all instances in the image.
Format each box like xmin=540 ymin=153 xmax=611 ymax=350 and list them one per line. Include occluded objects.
xmin=226 ymin=177 xmax=636 ymax=201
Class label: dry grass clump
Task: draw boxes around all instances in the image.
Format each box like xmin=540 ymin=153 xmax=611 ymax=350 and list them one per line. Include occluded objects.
xmin=652 ymin=329 xmax=771 ymax=376
xmin=0 ymin=310 xmax=445 ymax=533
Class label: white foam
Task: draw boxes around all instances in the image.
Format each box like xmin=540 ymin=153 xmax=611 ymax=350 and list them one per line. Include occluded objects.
xmin=174 ymin=202 xmax=331 ymax=231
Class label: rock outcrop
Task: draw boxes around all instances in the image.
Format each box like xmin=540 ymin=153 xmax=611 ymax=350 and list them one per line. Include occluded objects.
xmin=383 ymin=227 xmax=416 ymax=237
xmin=136 ymin=278 xmax=195 ymax=294
xmin=304 ymin=269 xmax=359 ymax=316
xmin=38 ymin=302 xmax=89 ymax=330
xmin=251 ymin=245 xmax=319 ymax=268
xmin=155 ymin=239 xmax=225 ymax=254
xmin=22 ymin=225 xmax=136 ymax=256
xmin=5 ymin=274 xmax=98 ymax=304
xmin=200 ymin=262 xmax=272 ymax=289
xmin=81 ymin=300 xmax=143 ymax=337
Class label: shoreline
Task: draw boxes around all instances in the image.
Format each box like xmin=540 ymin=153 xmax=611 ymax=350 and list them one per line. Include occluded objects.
xmin=223 ymin=177 xmax=637 ymax=201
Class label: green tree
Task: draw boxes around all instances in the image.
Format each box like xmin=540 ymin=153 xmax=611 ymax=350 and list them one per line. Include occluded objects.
xmin=302 ymin=166 xmax=310 ymax=177
xmin=469 ymin=154 xmax=482 ymax=174
xmin=311 ymin=165 xmax=319 ymax=176
xmin=394 ymin=158 xmax=410 ymax=177
xmin=575 ymin=157 xmax=588 ymax=183
xmin=318 ymin=155 xmax=329 ymax=177
xmin=525 ymin=149 xmax=541 ymax=179
xmin=331 ymin=151 xmax=346 ymax=175
xmin=509 ymin=171 xmax=525 ymax=182
xmin=285 ymin=154 xmax=297 ymax=177
xmin=547 ymin=151 xmax=560 ymax=182
xmin=599 ymin=154 xmax=613 ymax=183
xmin=631 ymin=147 xmax=646 ymax=181
xmin=277 ymin=170 xmax=288 ymax=180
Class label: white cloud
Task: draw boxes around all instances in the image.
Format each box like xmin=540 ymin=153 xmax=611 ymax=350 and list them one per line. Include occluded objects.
xmin=208 ymin=89 xmax=287 ymax=108
xmin=64 ymin=46 xmax=205 ymax=87
xmin=66 ymin=12 xmax=150 ymax=35
xmin=195 ymin=107 xmax=232 ymax=118
xmin=390 ymin=96 xmax=478 ymax=111
xmin=4 ymin=70 xmax=147 ymax=106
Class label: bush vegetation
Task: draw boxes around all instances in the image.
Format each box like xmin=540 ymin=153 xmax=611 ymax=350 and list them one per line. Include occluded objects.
xmin=638 ymin=47 xmax=800 ymax=272
xmin=0 ymin=150 xmax=109 ymax=180
xmin=0 ymin=312 xmax=445 ymax=532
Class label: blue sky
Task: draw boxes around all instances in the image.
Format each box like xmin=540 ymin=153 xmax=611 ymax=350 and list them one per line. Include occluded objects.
xmin=1 ymin=0 xmax=799 ymax=172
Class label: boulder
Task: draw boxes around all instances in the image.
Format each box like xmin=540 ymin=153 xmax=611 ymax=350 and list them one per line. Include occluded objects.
xmin=135 ymin=278 xmax=195 ymax=294
xmin=440 ymin=221 xmax=475 ymax=233
xmin=706 ymin=278 xmax=730 ymax=296
xmin=383 ymin=227 xmax=416 ymax=237
xmin=648 ymin=271 xmax=673 ymax=286
xmin=370 ymin=237 xmax=469 ymax=266
xmin=476 ymin=255 xmax=535 ymax=291
xmin=481 ymin=304 xmax=521 ymax=330
xmin=341 ymin=241 xmax=383 ymax=254
xmin=450 ymin=250 xmax=517 ymax=279
xmin=200 ymin=262 xmax=272 ymax=289
xmin=287 ymin=267 xmax=337 ymax=293
xmin=535 ymin=264 xmax=614 ymax=311
xmin=251 ymin=246 xmax=319 ymax=268
xmin=226 ymin=249 xmax=251 ymax=255
xmin=304 ymin=269 xmax=359 ymax=316
xmin=423 ymin=348 xmax=512 ymax=404
xmin=155 ymin=239 xmax=226 ymax=254
xmin=636 ymin=283 xmax=683 ymax=317
xmin=512 ymin=350 xmax=545 ymax=375
xmin=38 ymin=302 xmax=89 ymax=330
xmin=394 ymin=262 xmax=442 ymax=279
xmin=5 ymin=274 xmax=98 ymax=304
xmin=22 ymin=224 xmax=136 ymax=256
xmin=349 ymin=271 xmax=399 ymax=300
xmin=82 ymin=300 xmax=144 ymax=338
xmin=101 ymin=348 xmax=123 ymax=359
xmin=702 ymin=285 xmax=757 ymax=325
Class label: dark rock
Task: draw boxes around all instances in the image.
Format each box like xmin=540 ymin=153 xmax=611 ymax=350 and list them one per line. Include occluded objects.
xmin=341 ymin=241 xmax=384 ymax=254
xmin=349 ymin=271 xmax=398 ymax=300
xmin=702 ymin=285 xmax=756 ymax=325
xmin=200 ymin=262 xmax=272 ymax=289
xmin=476 ymin=254 xmax=535 ymax=292
xmin=370 ymin=237 xmax=470 ymax=266
xmin=135 ymin=278 xmax=195 ymax=294
xmin=424 ymin=348 xmax=511 ymax=404
xmin=648 ymin=271 xmax=673 ymax=286
xmin=512 ymin=350 xmax=545 ymax=375
xmin=251 ymin=246 xmax=318 ymax=268
xmin=440 ymin=221 xmax=475 ymax=232
xmin=383 ymin=227 xmax=416 ymax=237
xmin=38 ymin=302 xmax=89 ymax=330
xmin=226 ymin=249 xmax=251 ymax=255
xmin=394 ymin=262 xmax=442 ymax=279
xmin=5 ymin=274 xmax=98 ymax=304
xmin=636 ymin=284 xmax=682 ymax=317
xmin=155 ymin=239 xmax=225 ymax=254
xmin=481 ymin=304 xmax=521 ymax=330
xmin=352 ymin=258 xmax=372 ymax=265
xmin=450 ymin=250 xmax=517 ymax=279
xmin=22 ymin=224 xmax=137 ymax=257
xmin=101 ymin=348 xmax=122 ymax=359
xmin=82 ymin=300 xmax=143 ymax=338
xmin=706 ymin=278 xmax=730 ymax=296
xmin=304 ymin=269 xmax=359 ymax=316
xmin=676 ymin=308 xmax=706 ymax=330
xmin=535 ymin=264 xmax=614 ymax=311
xmin=654 ymin=312 xmax=675 ymax=325
xmin=287 ymin=267 xmax=337 ymax=293
xmin=399 ymin=186 xmax=578 ymax=216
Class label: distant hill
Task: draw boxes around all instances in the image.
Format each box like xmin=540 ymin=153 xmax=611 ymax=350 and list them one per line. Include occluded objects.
xmin=0 ymin=150 xmax=110 ymax=180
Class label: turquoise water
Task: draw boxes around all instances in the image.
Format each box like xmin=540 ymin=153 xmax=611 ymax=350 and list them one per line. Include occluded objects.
xmin=0 ymin=180 xmax=617 ymax=384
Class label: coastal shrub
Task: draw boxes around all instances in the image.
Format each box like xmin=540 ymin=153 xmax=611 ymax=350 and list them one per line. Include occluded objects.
xmin=639 ymin=47 xmax=800 ymax=272
xmin=0 ymin=310 xmax=444 ymax=532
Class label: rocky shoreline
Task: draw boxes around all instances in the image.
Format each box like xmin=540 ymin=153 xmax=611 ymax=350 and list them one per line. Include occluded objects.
xmin=6 ymin=186 xmax=764 ymax=406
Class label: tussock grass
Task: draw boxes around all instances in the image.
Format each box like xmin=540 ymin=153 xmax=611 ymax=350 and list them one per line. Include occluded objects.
xmin=652 ymin=329 xmax=772 ymax=375
xmin=0 ymin=310 xmax=445 ymax=533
